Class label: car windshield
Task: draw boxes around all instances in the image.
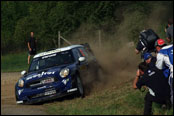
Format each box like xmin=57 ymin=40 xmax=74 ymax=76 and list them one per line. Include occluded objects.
xmin=29 ymin=50 xmax=74 ymax=72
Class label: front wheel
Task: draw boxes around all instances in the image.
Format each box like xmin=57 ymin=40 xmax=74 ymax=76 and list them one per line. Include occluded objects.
xmin=15 ymin=85 xmax=19 ymax=101
xmin=76 ymin=75 xmax=85 ymax=98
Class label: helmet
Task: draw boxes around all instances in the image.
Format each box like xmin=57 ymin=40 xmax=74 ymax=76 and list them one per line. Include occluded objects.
xmin=154 ymin=39 xmax=165 ymax=47
xmin=144 ymin=52 xmax=152 ymax=61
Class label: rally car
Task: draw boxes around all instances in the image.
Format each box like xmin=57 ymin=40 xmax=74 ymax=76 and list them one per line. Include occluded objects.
xmin=15 ymin=44 xmax=100 ymax=104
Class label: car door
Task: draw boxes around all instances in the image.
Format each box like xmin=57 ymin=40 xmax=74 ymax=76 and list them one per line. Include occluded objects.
xmin=72 ymin=47 xmax=89 ymax=75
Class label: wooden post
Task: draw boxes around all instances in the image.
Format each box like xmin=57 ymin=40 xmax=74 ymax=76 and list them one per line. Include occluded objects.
xmin=58 ymin=31 xmax=60 ymax=48
xmin=58 ymin=31 xmax=72 ymax=47
xmin=60 ymin=36 xmax=72 ymax=45
xmin=99 ymin=30 xmax=101 ymax=48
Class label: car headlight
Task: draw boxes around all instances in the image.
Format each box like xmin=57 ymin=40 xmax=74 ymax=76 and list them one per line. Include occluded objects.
xmin=60 ymin=68 xmax=70 ymax=78
xmin=18 ymin=79 xmax=24 ymax=87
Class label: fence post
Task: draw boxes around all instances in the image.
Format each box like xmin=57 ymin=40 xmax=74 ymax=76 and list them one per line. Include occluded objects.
xmin=58 ymin=31 xmax=60 ymax=48
xmin=60 ymin=36 xmax=72 ymax=45
xmin=99 ymin=30 xmax=101 ymax=48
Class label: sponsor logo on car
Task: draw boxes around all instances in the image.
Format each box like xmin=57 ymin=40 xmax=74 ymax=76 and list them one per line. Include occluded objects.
xmin=26 ymin=71 xmax=56 ymax=81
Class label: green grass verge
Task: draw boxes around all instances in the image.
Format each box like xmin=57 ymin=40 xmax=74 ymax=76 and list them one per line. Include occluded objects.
xmin=1 ymin=52 xmax=29 ymax=72
xmin=1 ymin=53 xmax=173 ymax=115
xmin=44 ymin=82 xmax=173 ymax=115
xmin=1 ymin=50 xmax=45 ymax=72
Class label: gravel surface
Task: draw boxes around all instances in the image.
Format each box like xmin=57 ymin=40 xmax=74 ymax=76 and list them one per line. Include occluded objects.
xmin=1 ymin=72 xmax=47 ymax=115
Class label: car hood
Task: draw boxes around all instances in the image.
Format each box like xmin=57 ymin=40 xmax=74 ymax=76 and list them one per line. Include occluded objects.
xmin=22 ymin=63 xmax=76 ymax=83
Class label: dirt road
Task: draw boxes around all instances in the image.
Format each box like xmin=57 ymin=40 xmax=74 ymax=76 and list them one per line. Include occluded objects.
xmin=1 ymin=72 xmax=47 ymax=115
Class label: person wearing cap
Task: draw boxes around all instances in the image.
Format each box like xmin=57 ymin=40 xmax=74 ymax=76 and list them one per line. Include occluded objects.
xmin=143 ymin=52 xmax=156 ymax=68
xmin=133 ymin=52 xmax=156 ymax=86
xmin=155 ymin=38 xmax=173 ymax=105
xmin=133 ymin=62 xmax=171 ymax=115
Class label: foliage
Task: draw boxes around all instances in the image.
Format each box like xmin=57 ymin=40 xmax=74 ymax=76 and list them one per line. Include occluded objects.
xmin=1 ymin=1 xmax=173 ymax=54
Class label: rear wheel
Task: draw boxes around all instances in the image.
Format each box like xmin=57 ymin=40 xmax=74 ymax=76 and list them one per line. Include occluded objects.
xmin=76 ymin=75 xmax=85 ymax=98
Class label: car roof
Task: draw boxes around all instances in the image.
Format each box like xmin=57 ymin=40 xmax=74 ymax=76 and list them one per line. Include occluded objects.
xmin=33 ymin=45 xmax=83 ymax=58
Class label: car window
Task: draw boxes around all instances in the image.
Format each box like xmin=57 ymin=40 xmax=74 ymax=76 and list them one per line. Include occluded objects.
xmin=29 ymin=50 xmax=74 ymax=72
xmin=72 ymin=48 xmax=81 ymax=60
xmin=78 ymin=47 xmax=88 ymax=58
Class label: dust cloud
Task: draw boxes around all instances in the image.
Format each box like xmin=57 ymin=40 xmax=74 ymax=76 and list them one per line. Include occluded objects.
xmin=68 ymin=27 xmax=141 ymax=95
xmin=64 ymin=2 xmax=172 ymax=95
xmin=84 ymin=40 xmax=140 ymax=94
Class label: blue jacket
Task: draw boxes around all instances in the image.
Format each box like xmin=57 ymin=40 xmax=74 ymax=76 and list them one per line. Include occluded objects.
xmin=156 ymin=45 xmax=173 ymax=78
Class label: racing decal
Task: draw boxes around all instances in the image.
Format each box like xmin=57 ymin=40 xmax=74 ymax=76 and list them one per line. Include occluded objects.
xmin=62 ymin=78 xmax=70 ymax=85
xmin=79 ymin=49 xmax=85 ymax=57
xmin=34 ymin=47 xmax=73 ymax=58
xmin=16 ymin=101 xmax=23 ymax=104
xmin=18 ymin=89 xmax=24 ymax=95
xmin=67 ymin=88 xmax=77 ymax=93
xmin=148 ymin=71 xmax=155 ymax=76
xmin=26 ymin=71 xmax=56 ymax=81
xmin=42 ymin=54 xmax=56 ymax=59
xmin=35 ymin=49 xmax=61 ymax=58
xmin=37 ymin=86 xmax=46 ymax=90
xmin=44 ymin=90 xmax=56 ymax=96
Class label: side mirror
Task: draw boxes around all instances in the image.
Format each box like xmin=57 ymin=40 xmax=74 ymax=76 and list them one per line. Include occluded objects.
xmin=21 ymin=70 xmax=27 ymax=76
xmin=78 ymin=57 xmax=86 ymax=62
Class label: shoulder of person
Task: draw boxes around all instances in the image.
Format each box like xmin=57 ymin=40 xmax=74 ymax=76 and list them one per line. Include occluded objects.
xmin=167 ymin=24 xmax=173 ymax=30
xmin=149 ymin=66 xmax=163 ymax=75
xmin=162 ymin=44 xmax=173 ymax=49
xmin=144 ymin=66 xmax=159 ymax=76
xmin=166 ymin=25 xmax=173 ymax=34
xmin=140 ymin=71 xmax=149 ymax=80
xmin=152 ymin=56 xmax=157 ymax=61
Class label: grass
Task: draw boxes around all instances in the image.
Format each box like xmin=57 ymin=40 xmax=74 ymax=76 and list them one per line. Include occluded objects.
xmin=1 ymin=53 xmax=173 ymax=115
xmin=44 ymin=82 xmax=173 ymax=115
xmin=1 ymin=52 xmax=29 ymax=72
xmin=1 ymin=50 xmax=45 ymax=72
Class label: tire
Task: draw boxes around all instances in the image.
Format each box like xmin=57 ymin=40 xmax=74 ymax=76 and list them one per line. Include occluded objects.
xmin=15 ymin=86 xmax=24 ymax=104
xmin=15 ymin=91 xmax=19 ymax=101
xmin=76 ymin=75 xmax=85 ymax=98
xmin=15 ymin=86 xmax=19 ymax=101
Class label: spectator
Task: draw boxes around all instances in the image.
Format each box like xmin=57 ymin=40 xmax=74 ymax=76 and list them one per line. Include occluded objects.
xmin=155 ymin=38 xmax=173 ymax=105
xmin=135 ymin=29 xmax=159 ymax=56
xmin=28 ymin=31 xmax=37 ymax=64
xmin=133 ymin=52 xmax=156 ymax=88
xmin=143 ymin=52 xmax=156 ymax=68
xmin=165 ymin=18 xmax=173 ymax=43
xmin=133 ymin=62 xmax=171 ymax=115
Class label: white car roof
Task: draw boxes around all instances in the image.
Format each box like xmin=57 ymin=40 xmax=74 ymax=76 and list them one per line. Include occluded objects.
xmin=33 ymin=45 xmax=83 ymax=58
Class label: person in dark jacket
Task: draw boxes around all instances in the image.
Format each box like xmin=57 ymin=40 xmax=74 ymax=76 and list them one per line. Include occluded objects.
xmin=143 ymin=52 xmax=156 ymax=68
xmin=134 ymin=52 xmax=157 ymax=86
xmin=27 ymin=31 xmax=37 ymax=64
xmin=133 ymin=62 xmax=171 ymax=115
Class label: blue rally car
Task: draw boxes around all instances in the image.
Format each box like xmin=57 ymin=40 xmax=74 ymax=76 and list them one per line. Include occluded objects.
xmin=15 ymin=44 xmax=100 ymax=104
